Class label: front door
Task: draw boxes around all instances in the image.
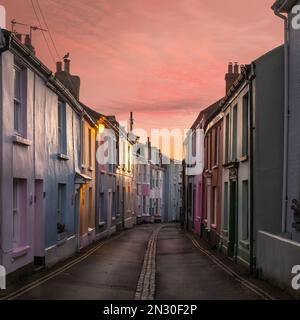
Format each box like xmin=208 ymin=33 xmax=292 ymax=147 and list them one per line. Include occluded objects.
xmin=228 ymin=181 xmax=237 ymax=258
xmin=34 ymin=180 xmax=44 ymax=266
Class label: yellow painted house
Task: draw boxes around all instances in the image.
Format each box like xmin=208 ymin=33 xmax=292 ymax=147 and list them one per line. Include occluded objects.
xmin=78 ymin=105 xmax=98 ymax=249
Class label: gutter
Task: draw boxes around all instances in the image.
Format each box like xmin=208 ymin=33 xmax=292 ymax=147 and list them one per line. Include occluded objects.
xmin=273 ymin=6 xmax=290 ymax=234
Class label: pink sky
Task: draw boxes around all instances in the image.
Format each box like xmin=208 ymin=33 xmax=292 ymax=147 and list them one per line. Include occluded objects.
xmin=2 ymin=0 xmax=283 ymax=141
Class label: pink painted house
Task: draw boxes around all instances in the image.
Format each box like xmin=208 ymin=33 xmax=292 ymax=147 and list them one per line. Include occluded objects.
xmin=189 ymin=103 xmax=221 ymax=236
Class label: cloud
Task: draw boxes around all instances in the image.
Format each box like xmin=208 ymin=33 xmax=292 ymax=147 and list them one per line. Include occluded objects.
xmin=2 ymin=0 xmax=282 ymax=137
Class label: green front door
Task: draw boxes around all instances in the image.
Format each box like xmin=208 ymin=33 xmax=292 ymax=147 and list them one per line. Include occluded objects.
xmin=228 ymin=181 xmax=237 ymax=258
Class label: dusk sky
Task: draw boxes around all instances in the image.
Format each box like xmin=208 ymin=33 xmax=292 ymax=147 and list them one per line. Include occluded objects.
xmin=2 ymin=0 xmax=283 ymax=145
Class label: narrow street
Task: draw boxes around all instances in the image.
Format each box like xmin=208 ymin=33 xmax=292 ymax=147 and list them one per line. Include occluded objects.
xmin=1 ymin=224 xmax=288 ymax=301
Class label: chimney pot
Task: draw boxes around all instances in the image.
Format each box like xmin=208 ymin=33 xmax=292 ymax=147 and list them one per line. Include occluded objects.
xmin=24 ymin=34 xmax=35 ymax=55
xmin=234 ymin=62 xmax=239 ymax=74
xmin=15 ymin=33 xmax=22 ymax=41
xmin=64 ymin=59 xmax=70 ymax=74
xmin=228 ymin=62 xmax=233 ymax=74
xmin=56 ymin=61 xmax=62 ymax=73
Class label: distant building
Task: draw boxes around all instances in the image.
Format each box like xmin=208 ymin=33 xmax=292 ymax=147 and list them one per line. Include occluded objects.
xmin=163 ymin=158 xmax=182 ymax=223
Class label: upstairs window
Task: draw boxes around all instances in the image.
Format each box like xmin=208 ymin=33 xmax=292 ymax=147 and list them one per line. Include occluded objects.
xmin=242 ymin=93 xmax=249 ymax=157
xmin=225 ymin=114 xmax=230 ymax=164
xmin=88 ymin=128 xmax=92 ymax=167
xmin=58 ymin=101 xmax=67 ymax=155
xmin=14 ymin=66 xmax=25 ymax=135
xmin=232 ymin=105 xmax=238 ymax=161
xmin=214 ymin=126 xmax=220 ymax=166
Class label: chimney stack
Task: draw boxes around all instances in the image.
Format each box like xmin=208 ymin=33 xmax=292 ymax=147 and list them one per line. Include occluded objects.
xmin=24 ymin=34 xmax=35 ymax=55
xmin=55 ymin=55 xmax=81 ymax=100
xmin=225 ymin=62 xmax=240 ymax=94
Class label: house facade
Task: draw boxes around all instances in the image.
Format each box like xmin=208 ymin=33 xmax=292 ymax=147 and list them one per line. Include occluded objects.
xmin=0 ymin=31 xmax=84 ymax=279
xmin=220 ymin=47 xmax=284 ymax=269
xmin=202 ymin=109 xmax=224 ymax=248
xmin=254 ymin=0 xmax=300 ymax=296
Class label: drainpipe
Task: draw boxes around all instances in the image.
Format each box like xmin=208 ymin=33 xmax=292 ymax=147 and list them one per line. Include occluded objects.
xmin=249 ymin=67 xmax=255 ymax=274
xmin=274 ymin=8 xmax=289 ymax=234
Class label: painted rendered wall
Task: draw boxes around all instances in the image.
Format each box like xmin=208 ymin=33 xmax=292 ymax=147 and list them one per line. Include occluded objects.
xmin=79 ymin=119 xmax=96 ymax=248
xmin=287 ymin=0 xmax=300 ymax=242
xmin=253 ymin=46 xmax=284 ymax=238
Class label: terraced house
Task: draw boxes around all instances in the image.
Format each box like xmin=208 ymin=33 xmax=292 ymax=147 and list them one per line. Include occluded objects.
xmin=0 ymin=30 xmax=84 ymax=279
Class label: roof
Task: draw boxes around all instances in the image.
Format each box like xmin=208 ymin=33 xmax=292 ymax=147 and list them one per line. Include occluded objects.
xmin=272 ymin=0 xmax=298 ymax=12
xmin=191 ymin=99 xmax=222 ymax=131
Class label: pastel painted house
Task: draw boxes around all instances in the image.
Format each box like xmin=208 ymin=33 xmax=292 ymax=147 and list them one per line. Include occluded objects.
xmin=78 ymin=104 xmax=98 ymax=249
xmin=220 ymin=47 xmax=284 ymax=269
xmin=0 ymin=30 xmax=84 ymax=280
xmin=255 ymin=0 xmax=300 ymax=297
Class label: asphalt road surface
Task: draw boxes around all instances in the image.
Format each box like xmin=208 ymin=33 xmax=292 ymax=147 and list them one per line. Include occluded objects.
xmin=3 ymin=224 xmax=289 ymax=300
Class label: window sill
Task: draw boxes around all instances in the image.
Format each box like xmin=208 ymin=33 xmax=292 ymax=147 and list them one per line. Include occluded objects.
xmin=212 ymin=165 xmax=219 ymax=170
xmin=88 ymin=167 xmax=94 ymax=172
xmin=88 ymin=228 xmax=95 ymax=235
xmin=82 ymin=164 xmax=87 ymax=169
xmin=12 ymin=135 xmax=32 ymax=147
xmin=240 ymin=155 xmax=249 ymax=163
xmin=57 ymin=153 xmax=69 ymax=161
xmin=100 ymin=170 xmax=106 ymax=175
xmin=98 ymin=221 xmax=106 ymax=228
xmin=57 ymin=232 xmax=68 ymax=242
xmin=211 ymin=224 xmax=217 ymax=229
xmin=12 ymin=245 xmax=30 ymax=260
xmin=222 ymin=229 xmax=229 ymax=237
xmin=239 ymin=240 xmax=250 ymax=250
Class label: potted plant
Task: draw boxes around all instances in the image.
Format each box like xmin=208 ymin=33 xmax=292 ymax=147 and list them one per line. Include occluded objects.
xmin=57 ymin=223 xmax=67 ymax=241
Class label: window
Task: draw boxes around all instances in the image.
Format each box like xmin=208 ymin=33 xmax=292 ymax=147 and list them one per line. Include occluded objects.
xmin=192 ymin=131 xmax=196 ymax=157
xmin=242 ymin=94 xmax=249 ymax=157
xmin=232 ymin=105 xmax=238 ymax=160
xmin=88 ymin=128 xmax=92 ymax=167
xmin=81 ymin=123 xmax=85 ymax=165
xmin=88 ymin=187 xmax=93 ymax=227
xmin=223 ymin=182 xmax=229 ymax=230
xmin=143 ymin=196 xmax=146 ymax=214
xmin=209 ymin=133 xmax=212 ymax=169
xmin=150 ymin=198 xmax=153 ymax=216
xmin=99 ymin=192 xmax=105 ymax=223
xmin=212 ymin=187 xmax=217 ymax=226
xmin=14 ymin=66 xmax=24 ymax=135
xmin=242 ymin=180 xmax=249 ymax=240
xmin=13 ymin=179 xmax=26 ymax=248
xmin=214 ymin=126 xmax=219 ymax=166
xmin=225 ymin=114 xmax=230 ymax=163
xmin=57 ymin=184 xmax=66 ymax=229
xmin=58 ymin=101 xmax=67 ymax=155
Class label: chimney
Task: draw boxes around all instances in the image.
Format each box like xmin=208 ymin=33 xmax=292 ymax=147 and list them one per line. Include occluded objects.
xmin=234 ymin=62 xmax=239 ymax=74
xmin=15 ymin=33 xmax=22 ymax=42
xmin=56 ymin=61 xmax=62 ymax=73
xmin=64 ymin=58 xmax=70 ymax=74
xmin=130 ymin=112 xmax=134 ymax=132
xmin=225 ymin=62 xmax=240 ymax=94
xmin=55 ymin=56 xmax=81 ymax=100
xmin=24 ymin=34 xmax=35 ymax=55
xmin=147 ymin=137 xmax=151 ymax=161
